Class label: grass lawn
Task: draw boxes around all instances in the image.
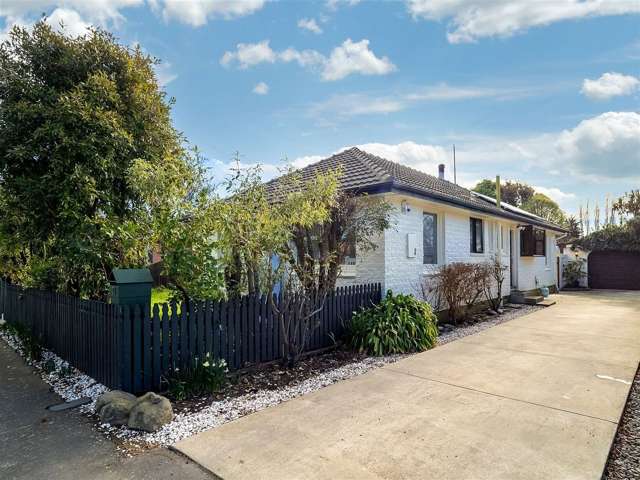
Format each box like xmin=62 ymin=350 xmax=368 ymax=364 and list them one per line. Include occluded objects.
xmin=151 ymin=287 xmax=181 ymax=314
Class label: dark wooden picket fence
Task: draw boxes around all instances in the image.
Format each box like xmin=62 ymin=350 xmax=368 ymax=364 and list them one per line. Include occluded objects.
xmin=0 ymin=279 xmax=381 ymax=393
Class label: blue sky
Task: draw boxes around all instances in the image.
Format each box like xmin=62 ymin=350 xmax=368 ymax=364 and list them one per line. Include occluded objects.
xmin=1 ymin=1 xmax=639 ymax=215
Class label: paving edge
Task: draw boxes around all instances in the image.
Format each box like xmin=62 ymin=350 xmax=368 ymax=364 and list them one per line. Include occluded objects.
xmin=600 ymin=361 xmax=640 ymax=479
xmin=169 ymin=445 xmax=224 ymax=480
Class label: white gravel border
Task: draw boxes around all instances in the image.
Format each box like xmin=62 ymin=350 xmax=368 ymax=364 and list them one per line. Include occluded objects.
xmin=0 ymin=319 xmax=108 ymax=414
xmin=438 ymin=304 xmax=541 ymax=345
xmin=1 ymin=304 xmax=541 ymax=449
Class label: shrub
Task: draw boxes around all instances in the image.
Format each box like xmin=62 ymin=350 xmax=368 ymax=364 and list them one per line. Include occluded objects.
xmin=2 ymin=321 xmax=43 ymax=362
xmin=428 ymin=262 xmax=491 ymax=325
xmin=482 ymin=254 xmax=508 ymax=312
xmin=563 ymin=259 xmax=586 ymax=287
xmin=164 ymin=354 xmax=228 ymax=401
xmin=349 ymin=291 xmax=438 ymax=356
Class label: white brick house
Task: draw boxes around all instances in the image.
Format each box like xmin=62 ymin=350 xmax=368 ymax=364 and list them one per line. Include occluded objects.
xmin=285 ymin=148 xmax=567 ymax=299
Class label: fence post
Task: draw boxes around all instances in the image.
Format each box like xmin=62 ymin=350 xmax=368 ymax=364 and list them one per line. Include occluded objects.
xmin=119 ymin=305 xmax=133 ymax=393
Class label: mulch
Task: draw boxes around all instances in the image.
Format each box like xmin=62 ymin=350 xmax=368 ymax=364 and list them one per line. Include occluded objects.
xmin=170 ymin=348 xmax=367 ymax=412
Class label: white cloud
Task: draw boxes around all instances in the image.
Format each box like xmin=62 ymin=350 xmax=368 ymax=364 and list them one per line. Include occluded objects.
xmin=154 ymin=61 xmax=178 ymax=86
xmin=356 ymin=142 xmax=449 ymax=176
xmin=45 ymin=8 xmax=92 ymax=37
xmin=326 ymin=0 xmax=361 ymax=11
xmin=556 ymin=112 xmax=640 ymax=178
xmin=220 ymin=38 xmax=396 ymax=81
xmin=297 ymin=18 xmax=322 ymax=34
xmin=321 ymin=38 xmax=396 ymax=81
xmin=0 ymin=1 xmax=142 ymax=42
xmin=220 ymin=40 xmax=277 ymax=69
xmin=0 ymin=0 xmax=142 ymax=26
xmin=253 ymin=81 xmax=269 ymax=95
xmin=154 ymin=0 xmax=265 ymax=27
xmin=533 ymin=186 xmax=576 ymax=203
xmin=279 ymin=47 xmax=325 ymax=68
xmin=307 ymin=83 xmax=533 ymax=123
xmin=406 ymin=83 xmax=530 ymax=102
xmin=406 ymin=0 xmax=640 ymax=43
xmin=581 ymin=72 xmax=640 ymax=100
xmin=291 ymin=155 xmax=323 ymax=169
xmin=309 ymin=93 xmax=404 ymax=121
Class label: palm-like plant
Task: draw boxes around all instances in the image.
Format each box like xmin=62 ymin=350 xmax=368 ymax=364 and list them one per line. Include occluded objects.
xmin=565 ymin=215 xmax=582 ymax=240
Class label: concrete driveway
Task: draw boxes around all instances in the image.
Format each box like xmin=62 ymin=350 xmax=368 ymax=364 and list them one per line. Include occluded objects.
xmin=175 ymin=291 xmax=640 ymax=480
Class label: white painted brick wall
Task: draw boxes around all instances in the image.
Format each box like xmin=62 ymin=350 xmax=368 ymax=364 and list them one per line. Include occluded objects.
xmin=336 ymin=231 xmax=385 ymax=289
xmin=515 ymin=231 xmax=559 ymax=291
xmin=337 ymin=193 xmax=558 ymax=299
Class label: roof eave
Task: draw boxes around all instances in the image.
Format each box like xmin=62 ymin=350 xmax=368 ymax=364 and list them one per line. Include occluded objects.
xmin=384 ymin=183 xmax=567 ymax=233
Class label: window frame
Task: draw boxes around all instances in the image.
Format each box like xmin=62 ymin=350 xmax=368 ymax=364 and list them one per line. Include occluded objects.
xmin=422 ymin=212 xmax=438 ymax=265
xmin=470 ymin=217 xmax=484 ymax=254
xmin=534 ymin=228 xmax=546 ymax=257
xmin=341 ymin=232 xmax=357 ymax=265
xmin=520 ymin=226 xmax=546 ymax=257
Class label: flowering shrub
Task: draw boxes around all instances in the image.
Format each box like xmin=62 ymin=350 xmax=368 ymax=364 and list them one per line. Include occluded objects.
xmin=164 ymin=354 xmax=228 ymax=400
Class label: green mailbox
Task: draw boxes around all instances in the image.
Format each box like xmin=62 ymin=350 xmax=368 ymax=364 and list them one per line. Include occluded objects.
xmin=109 ymin=268 xmax=153 ymax=307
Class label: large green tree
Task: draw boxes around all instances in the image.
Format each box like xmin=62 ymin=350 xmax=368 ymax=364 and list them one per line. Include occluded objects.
xmin=472 ymin=179 xmax=535 ymax=207
xmin=472 ymin=179 xmax=566 ymax=225
xmin=522 ymin=193 xmax=567 ymax=225
xmin=0 ymin=21 xmax=188 ymax=299
xmin=613 ymin=190 xmax=640 ymax=218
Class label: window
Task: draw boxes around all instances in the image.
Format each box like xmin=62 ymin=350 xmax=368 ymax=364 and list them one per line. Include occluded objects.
xmin=423 ymin=212 xmax=437 ymax=264
xmin=470 ymin=218 xmax=484 ymax=253
xmin=534 ymin=228 xmax=546 ymax=256
xmin=520 ymin=226 xmax=545 ymax=256
xmin=341 ymin=233 xmax=356 ymax=265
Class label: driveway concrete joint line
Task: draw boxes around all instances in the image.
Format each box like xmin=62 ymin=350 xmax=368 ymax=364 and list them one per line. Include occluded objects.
xmin=385 ymin=366 xmax=620 ymax=424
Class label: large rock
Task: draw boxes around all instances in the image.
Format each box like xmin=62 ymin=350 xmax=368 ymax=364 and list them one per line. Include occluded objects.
xmin=95 ymin=390 xmax=136 ymax=414
xmin=127 ymin=392 xmax=173 ymax=432
xmin=100 ymin=398 xmax=137 ymax=426
xmin=95 ymin=391 xmax=137 ymax=426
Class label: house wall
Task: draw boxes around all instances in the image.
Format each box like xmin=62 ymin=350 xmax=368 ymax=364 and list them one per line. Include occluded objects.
xmin=559 ymin=248 xmax=589 ymax=288
xmin=514 ymin=230 xmax=560 ymax=291
xmin=339 ymin=193 xmax=521 ymax=299
xmin=335 ymin=230 xmax=386 ymax=288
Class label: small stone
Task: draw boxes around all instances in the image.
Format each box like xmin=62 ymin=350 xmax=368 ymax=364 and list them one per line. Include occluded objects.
xmin=128 ymin=392 xmax=173 ymax=432
xmin=95 ymin=390 xmax=136 ymax=414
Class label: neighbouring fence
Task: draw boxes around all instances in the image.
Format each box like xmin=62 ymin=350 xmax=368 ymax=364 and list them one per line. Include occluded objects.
xmin=0 ymin=279 xmax=381 ymax=393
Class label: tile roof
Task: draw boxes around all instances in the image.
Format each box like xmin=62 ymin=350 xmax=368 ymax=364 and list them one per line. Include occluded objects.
xmin=266 ymin=147 xmax=567 ymax=233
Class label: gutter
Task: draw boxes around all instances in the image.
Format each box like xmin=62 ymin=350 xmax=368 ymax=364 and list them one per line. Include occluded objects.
xmin=350 ymin=181 xmax=568 ymax=234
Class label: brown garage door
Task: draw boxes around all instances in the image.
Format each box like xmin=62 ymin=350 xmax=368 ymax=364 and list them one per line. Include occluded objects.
xmin=588 ymin=251 xmax=640 ymax=290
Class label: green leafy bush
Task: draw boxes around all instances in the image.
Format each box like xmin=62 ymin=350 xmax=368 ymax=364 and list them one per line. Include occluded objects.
xmin=165 ymin=354 xmax=228 ymax=400
xmin=349 ymin=291 xmax=439 ymax=356
xmin=563 ymin=258 xmax=586 ymax=287
xmin=1 ymin=321 xmax=43 ymax=361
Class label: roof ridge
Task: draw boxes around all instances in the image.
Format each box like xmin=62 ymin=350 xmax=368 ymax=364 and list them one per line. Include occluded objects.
xmin=353 ymin=147 xmax=471 ymax=196
xmin=347 ymin=147 xmax=393 ymax=183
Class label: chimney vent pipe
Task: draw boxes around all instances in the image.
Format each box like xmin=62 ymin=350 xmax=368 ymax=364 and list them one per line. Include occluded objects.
xmin=438 ymin=164 xmax=445 ymax=180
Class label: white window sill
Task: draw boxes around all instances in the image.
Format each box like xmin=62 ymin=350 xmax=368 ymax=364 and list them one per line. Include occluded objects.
xmin=339 ymin=265 xmax=357 ymax=278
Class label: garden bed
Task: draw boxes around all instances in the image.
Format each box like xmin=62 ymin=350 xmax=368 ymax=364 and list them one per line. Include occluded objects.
xmin=1 ymin=303 xmax=541 ymax=453
xmin=603 ymin=366 xmax=640 ymax=480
